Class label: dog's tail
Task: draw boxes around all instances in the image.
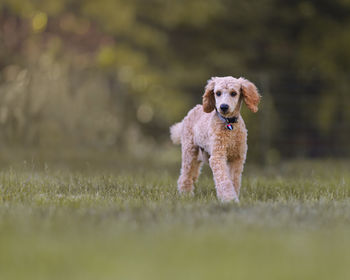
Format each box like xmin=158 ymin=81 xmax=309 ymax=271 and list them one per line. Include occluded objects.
xmin=170 ymin=121 xmax=183 ymax=145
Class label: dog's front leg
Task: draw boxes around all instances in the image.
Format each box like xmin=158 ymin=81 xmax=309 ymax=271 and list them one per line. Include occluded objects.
xmin=209 ymin=155 xmax=239 ymax=203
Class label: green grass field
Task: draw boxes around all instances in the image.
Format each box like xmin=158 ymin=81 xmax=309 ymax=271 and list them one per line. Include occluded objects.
xmin=0 ymin=150 xmax=349 ymax=280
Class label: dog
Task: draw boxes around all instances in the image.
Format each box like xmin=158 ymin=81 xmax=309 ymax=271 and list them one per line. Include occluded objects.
xmin=170 ymin=76 xmax=261 ymax=202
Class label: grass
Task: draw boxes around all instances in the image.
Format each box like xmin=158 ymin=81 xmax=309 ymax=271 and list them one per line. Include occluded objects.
xmin=0 ymin=150 xmax=349 ymax=280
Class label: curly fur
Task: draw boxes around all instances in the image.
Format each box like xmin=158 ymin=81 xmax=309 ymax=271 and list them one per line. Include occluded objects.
xmin=170 ymin=76 xmax=261 ymax=202
xmin=170 ymin=122 xmax=183 ymax=144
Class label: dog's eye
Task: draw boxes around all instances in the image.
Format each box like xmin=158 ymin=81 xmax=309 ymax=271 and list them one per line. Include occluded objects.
xmin=216 ymin=91 xmax=221 ymax=96
xmin=230 ymin=92 xmax=237 ymax=97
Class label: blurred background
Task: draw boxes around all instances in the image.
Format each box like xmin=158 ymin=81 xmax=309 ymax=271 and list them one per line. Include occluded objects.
xmin=1 ymin=0 xmax=350 ymax=164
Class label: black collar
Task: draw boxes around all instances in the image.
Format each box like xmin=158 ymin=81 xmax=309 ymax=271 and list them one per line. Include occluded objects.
xmin=216 ymin=110 xmax=238 ymax=130
xmin=216 ymin=110 xmax=238 ymax=124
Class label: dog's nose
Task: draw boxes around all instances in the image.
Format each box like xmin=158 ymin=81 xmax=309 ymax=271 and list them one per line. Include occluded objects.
xmin=220 ymin=104 xmax=229 ymax=113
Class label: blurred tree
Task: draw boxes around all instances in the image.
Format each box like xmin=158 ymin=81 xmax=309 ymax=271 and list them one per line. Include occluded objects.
xmin=0 ymin=0 xmax=349 ymax=158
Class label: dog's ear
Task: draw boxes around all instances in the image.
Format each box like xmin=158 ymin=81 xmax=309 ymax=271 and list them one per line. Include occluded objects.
xmin=239 ymin=77 xmax=261 ymax=113
xmin=202 ymin=77 xmax=216 ymax=113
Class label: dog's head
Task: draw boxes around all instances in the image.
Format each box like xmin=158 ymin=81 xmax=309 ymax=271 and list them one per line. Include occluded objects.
xmin=202 ymin=76 xmax=261 ymax=116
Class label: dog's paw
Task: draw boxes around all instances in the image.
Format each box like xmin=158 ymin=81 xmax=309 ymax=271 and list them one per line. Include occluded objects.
xmin=177 ymin=184 xmax=194 ymax=196
xmin=216 ymin=181 xmax=239 ymax=203
xmin=219 ymin=194 xmax=239 ymax=204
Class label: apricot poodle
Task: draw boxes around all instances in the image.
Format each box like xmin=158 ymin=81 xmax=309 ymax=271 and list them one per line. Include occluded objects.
xmin=170 ymin=76 xmax=261 ymax=202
